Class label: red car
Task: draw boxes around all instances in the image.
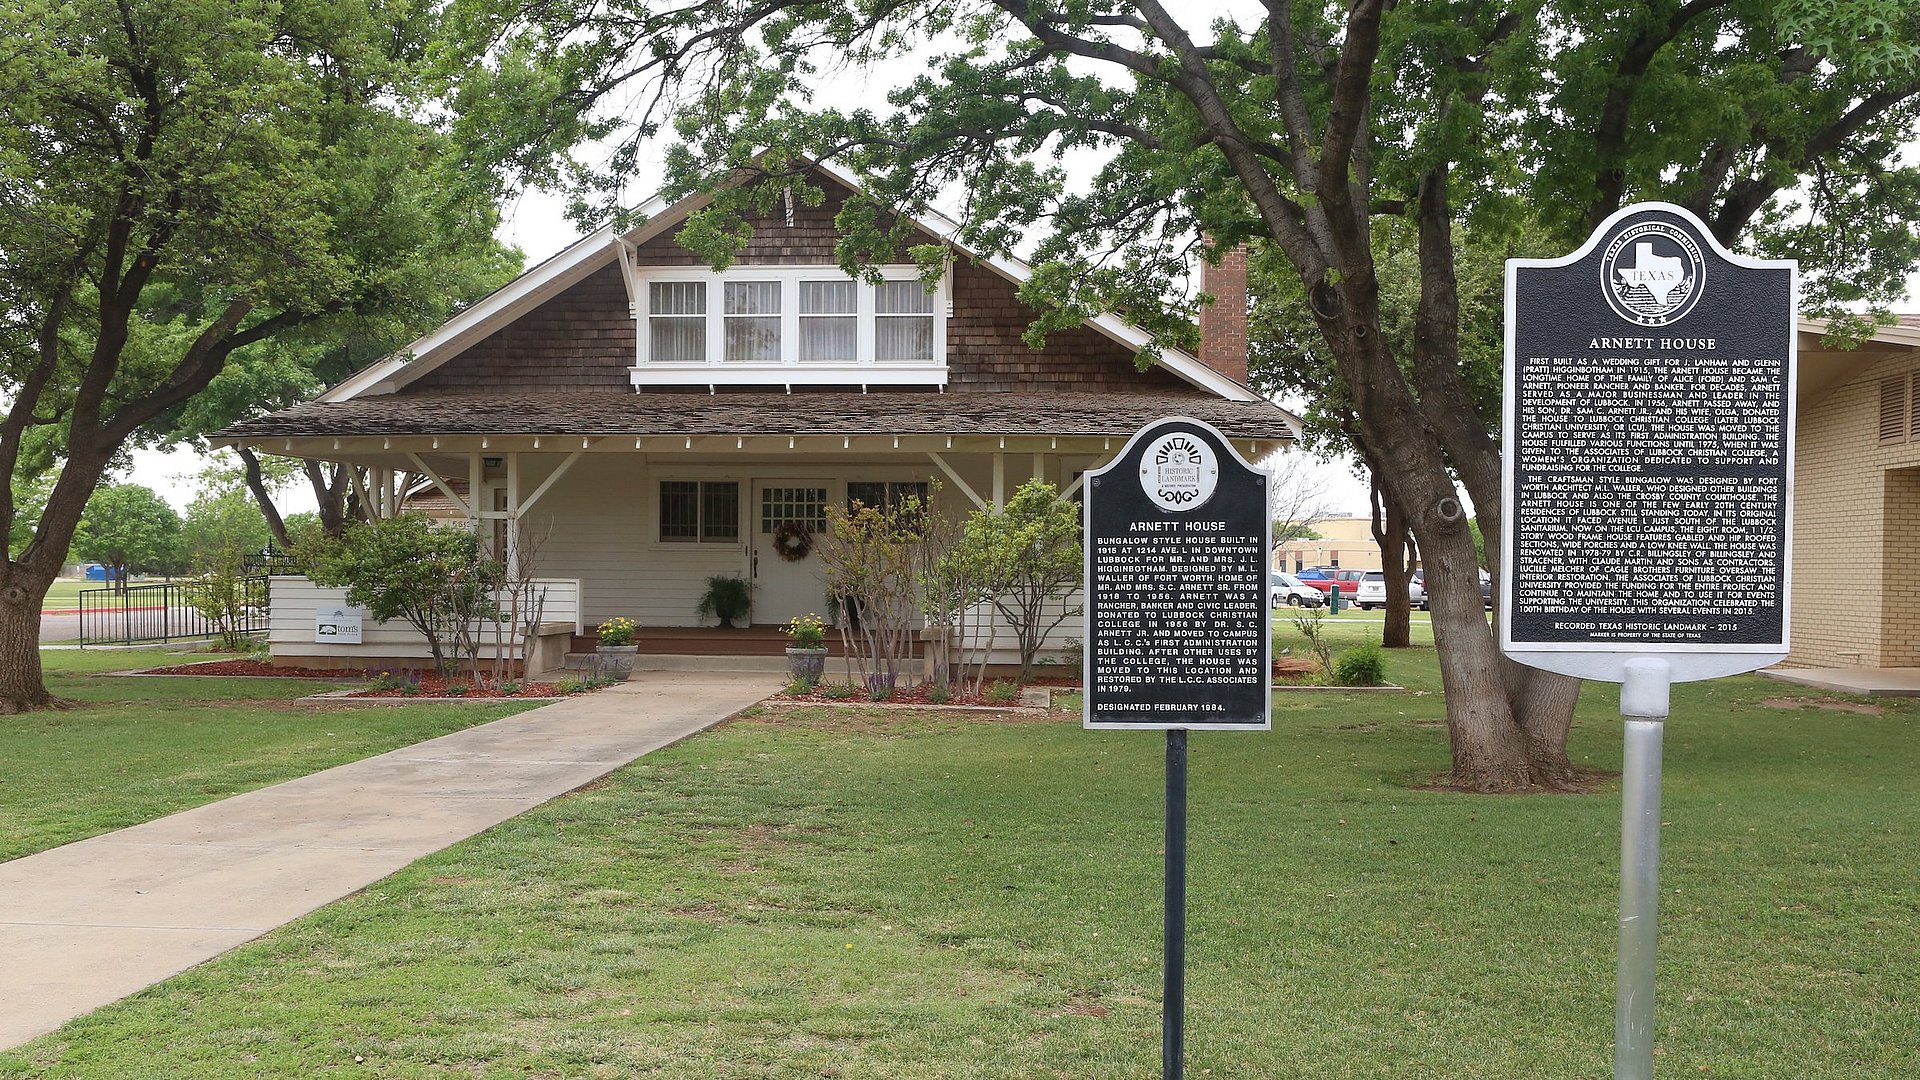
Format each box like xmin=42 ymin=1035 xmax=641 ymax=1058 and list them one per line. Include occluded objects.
xmin=1296 ymin=567 xmax=1366 ymax=598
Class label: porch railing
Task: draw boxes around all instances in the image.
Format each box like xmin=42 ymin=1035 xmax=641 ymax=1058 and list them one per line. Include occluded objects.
xmin=78 ymin=578 xmax=271 ymax=645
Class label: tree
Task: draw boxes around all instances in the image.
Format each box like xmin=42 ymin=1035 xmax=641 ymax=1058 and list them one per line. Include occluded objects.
xmin=0 ymin=0 xmax=516 ymax=712
xmin=72 ymin=484 xmax=182 ymax=589
xmin=941 ymin=479 xmax=1083 ymax=681
xmin=454 ymin=0 xmax=1920 ymax=788
xmin=306 ymin=515 xmax=503 ymax=679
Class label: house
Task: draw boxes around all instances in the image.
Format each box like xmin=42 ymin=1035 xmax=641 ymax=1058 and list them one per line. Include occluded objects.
xmin=216 ymin=162 xmax=1300 ymax=670
xmin=1781 ymin=316 xmax=1920 ymax=672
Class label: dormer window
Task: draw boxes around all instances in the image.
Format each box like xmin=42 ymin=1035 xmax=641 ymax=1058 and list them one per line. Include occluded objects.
xmin=629 ymin=266 xmax=947 ymax=389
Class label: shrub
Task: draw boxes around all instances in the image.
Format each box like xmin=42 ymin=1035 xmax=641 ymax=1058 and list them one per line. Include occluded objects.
xmin=556 ymin=676 xmax=587 ymax=694
xmin=927 ymin=681 xmax=950 ymax=705
xmin=1335 ymin=638 xmax=1387 ymax=687
xmin=444 ymin=682 xmax=469 ymax=697
xmin=784 ymin=676 xmax=816 ymax=696
xmin=985 ymin=679 xmax=1020 ymax=704
xmin=819 ymin=682 xmax=860 ymax=700
xmin=1293 ymin=611 xmax=1335 ymax=681
xmin=306 ymin=514 xmax=503 ymax=678
xmin=499 ymin=680 xmax=521 ymax=696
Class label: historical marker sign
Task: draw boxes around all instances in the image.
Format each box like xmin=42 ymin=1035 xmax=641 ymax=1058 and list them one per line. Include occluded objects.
xmin=1084 ymin=417 xmax=1272 ymax=730
xmin=1501 ymin=202 xmax=1796 ymax=683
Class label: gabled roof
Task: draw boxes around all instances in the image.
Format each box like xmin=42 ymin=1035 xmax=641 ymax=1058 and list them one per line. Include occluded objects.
xmin=322 ymin=160 xmax=1263 ymax=405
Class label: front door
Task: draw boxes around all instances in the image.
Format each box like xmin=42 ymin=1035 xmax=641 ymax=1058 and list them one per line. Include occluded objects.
xmin=751 ymin=481 xmax=831 ymax=626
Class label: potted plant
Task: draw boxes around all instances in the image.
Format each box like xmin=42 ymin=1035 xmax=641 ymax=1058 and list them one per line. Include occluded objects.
xmin=695 ymin=575 xmax=753 ymax=628
xmin=781 ymin=612 xmax=829 ymax=687
xmin=595 ymin=616 xmax=639 ymax=681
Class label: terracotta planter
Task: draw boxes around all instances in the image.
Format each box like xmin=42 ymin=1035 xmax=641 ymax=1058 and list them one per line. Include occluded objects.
xmin=785 ymin=646 xmax=828 ymax=684
xmin=595 ymin=644 xmax=639 ymax=681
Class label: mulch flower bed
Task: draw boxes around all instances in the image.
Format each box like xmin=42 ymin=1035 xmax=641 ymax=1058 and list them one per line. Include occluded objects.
xmin=349 ymin=673 xmax=575 ymax=699
xmin=777 ymin=680 xmax=1063 ymax=708
xmin=133 ymin=659 xmax=575 ymax=698
xmin=138 ymin=659 xmax=371 ymax=679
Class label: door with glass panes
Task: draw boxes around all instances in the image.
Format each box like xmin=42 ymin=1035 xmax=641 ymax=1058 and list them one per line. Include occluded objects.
xmin=751 ymin=482 xmax=831 ymax=625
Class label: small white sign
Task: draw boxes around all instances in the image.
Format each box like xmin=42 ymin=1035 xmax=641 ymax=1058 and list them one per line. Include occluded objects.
xmin=314 ymin=606 xmax=363 ymax=644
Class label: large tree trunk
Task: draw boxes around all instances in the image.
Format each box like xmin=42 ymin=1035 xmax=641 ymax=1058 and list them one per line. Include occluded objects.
xmin=0 ymin=566 xmax=64 ymax=714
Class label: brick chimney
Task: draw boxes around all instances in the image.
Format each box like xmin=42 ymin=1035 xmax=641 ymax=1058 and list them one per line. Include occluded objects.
xmin=1199 ymin=245 xmax=1250 ymax=386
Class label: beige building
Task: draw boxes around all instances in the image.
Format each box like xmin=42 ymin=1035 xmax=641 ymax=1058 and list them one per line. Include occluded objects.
xmin=1785 ymin=316 xmax=1920 ymax=669
xmin=1273 ymin=516 xmax=1385 ymax=574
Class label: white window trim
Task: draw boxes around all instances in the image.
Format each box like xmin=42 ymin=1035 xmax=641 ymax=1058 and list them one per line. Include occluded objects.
xmin=630 ymin=265 xmax=948 ymax=389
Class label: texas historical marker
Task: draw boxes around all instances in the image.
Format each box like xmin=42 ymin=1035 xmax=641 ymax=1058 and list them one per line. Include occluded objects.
xmin=1502 ymin=201 xmax=1795 ymax=1080
xmin=1502 ymin=201 xmax=1797 ymax=683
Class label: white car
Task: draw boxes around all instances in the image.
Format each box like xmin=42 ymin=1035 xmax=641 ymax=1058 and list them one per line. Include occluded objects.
xmin=1271 ymin=572 xmax=1326 ymax=608
xmin=1356 ymin=570 xmax=1427 ymax=610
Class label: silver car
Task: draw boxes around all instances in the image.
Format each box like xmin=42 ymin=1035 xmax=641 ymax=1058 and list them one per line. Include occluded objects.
xmin=1356 ymin=570 xmax=1427 ymax=610
xmin=1271 ymin=572 xmax=1325 ymax=608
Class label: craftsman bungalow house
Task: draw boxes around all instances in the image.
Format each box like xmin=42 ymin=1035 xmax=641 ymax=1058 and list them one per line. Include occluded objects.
xmin=218 ymin=163 xmax=1300 ymax=668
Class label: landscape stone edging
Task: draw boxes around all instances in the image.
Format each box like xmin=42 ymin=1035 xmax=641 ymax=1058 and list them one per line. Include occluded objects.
xmin=756 ymin=697 xmax=1045 ymax=714
xmin=296 ymin=688 xmax=568 ymax=705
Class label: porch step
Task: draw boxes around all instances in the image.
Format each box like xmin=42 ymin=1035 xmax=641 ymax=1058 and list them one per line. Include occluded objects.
xmin=564 ymin=652 xmax=790 ymax=674
xmin=570 ymin=626 xmax=920 ymax=659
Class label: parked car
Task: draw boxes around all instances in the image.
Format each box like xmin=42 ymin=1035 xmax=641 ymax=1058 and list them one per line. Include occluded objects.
xmin=1298 ymin=567 xmax=1366 ymax=599
xmin=1404 ymin=569 xmax=1490 ymax=610
xmin=1271 ymin=572 xmax=1326 ymax=608
xmin=1354 ymin=570 xmax=1428 ymax=611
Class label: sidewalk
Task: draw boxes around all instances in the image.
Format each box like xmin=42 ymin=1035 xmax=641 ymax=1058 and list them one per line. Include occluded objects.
xmin=0 ymin=670 xmax=783 ymax=1051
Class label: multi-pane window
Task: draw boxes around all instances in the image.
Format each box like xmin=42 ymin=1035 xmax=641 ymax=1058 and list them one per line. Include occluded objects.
xmin=648 ymin=282 xmax=706 ymax=362
xmin=635 ymin=269 xmax=944 ymax=382
xmin=723 ymin=281 xmax=781 ymax=362
xmin=659 ymin=481 xmax=740 ymax=542
xmin=874 ymin=281 xmax=935 ymax=361
xmin=760 ymin=487 xmax=829 ymax=534
xmin=798 ymin=280 xmax=857 ymax=362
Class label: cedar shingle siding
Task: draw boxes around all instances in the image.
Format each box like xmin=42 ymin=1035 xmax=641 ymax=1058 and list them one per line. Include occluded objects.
xmin=399 ymin=175 xmax=1194 ymax=397
xmin=403 ymin=264 xmax=636 ymax=394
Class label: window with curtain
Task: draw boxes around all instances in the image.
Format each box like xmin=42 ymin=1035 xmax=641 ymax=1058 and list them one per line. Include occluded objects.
xmin=723 ymin=281 xmax=781 ymax=362
xmin=874 ymin=280 xmax=935 ymax=361
xmin=648 ymin=281 xmax=706 ymax=362
xmin=798 ymin=280 xmax=857 ymax=362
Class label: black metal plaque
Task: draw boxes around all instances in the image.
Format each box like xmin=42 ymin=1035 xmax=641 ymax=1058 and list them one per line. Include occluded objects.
xmin=1502 ymin=203 xmax=1795 ymax=675
xmin=1084 ymin=417 xmax=1272 ymax=730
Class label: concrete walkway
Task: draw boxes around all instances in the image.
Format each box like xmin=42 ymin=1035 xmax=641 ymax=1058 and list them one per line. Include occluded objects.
xmin=1760 ymin=666 xmax=1920 ymax=697
xmin=0 ymin=670 xmax=782 ymax=1051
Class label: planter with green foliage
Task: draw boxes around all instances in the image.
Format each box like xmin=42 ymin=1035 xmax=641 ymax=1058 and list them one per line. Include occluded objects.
xmin=695 ymin=575 xmax=753 ymax=628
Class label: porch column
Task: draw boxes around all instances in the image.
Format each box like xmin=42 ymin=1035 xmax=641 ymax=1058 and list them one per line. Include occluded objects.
xmin=992 ymin=453 xmax=1006 ymax=510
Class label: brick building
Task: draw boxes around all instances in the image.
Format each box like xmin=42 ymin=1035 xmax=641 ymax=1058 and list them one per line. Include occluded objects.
xmin=1783 ymin=317 xmax=1920 ymax=670
xmin=217 ymin=161 xmax=1299 ymax=667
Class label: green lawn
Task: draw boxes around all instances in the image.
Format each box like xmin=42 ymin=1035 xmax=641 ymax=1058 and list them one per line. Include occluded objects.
xmin=0 ymin=649 xmax=540 ymax=861
xmin=3 ymin=637 xmax=1912 ymax=1077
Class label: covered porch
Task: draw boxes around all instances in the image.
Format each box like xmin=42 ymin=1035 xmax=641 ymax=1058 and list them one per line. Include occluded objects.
xmin=220 ymin=391 xmax=1296 ymax=656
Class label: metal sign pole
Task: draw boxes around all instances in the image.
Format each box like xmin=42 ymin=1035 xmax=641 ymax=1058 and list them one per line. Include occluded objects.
xmin=1164 ymin=727 xmax=1188 ymax=1080
xmin=1616 ymin=657 xmax=1670 ymax=1080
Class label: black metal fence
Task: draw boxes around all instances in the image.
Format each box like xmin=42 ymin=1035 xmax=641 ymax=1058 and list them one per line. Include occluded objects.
xmin=243 ymin=547 xmax=300 ymax=576
xmin=78 ymin=577 xmax=272 ymax=646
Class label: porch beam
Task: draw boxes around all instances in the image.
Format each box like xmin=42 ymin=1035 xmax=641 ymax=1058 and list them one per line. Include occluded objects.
xmin=926 ymin=451 xmax=987 ymax=510
xmin=518 ymin=449 xmax=586 ymax=514
xmin=404 ymin=452 xmax=474 ymax=518
xmin=349 ymin=467 xmax=371 ymax=519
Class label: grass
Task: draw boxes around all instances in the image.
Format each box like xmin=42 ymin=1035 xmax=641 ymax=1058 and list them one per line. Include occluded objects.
xmin=0 ymin=649 xmax=541 ymax=862
xmin=3 ymin=633 xmax=1913 ymax=1077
